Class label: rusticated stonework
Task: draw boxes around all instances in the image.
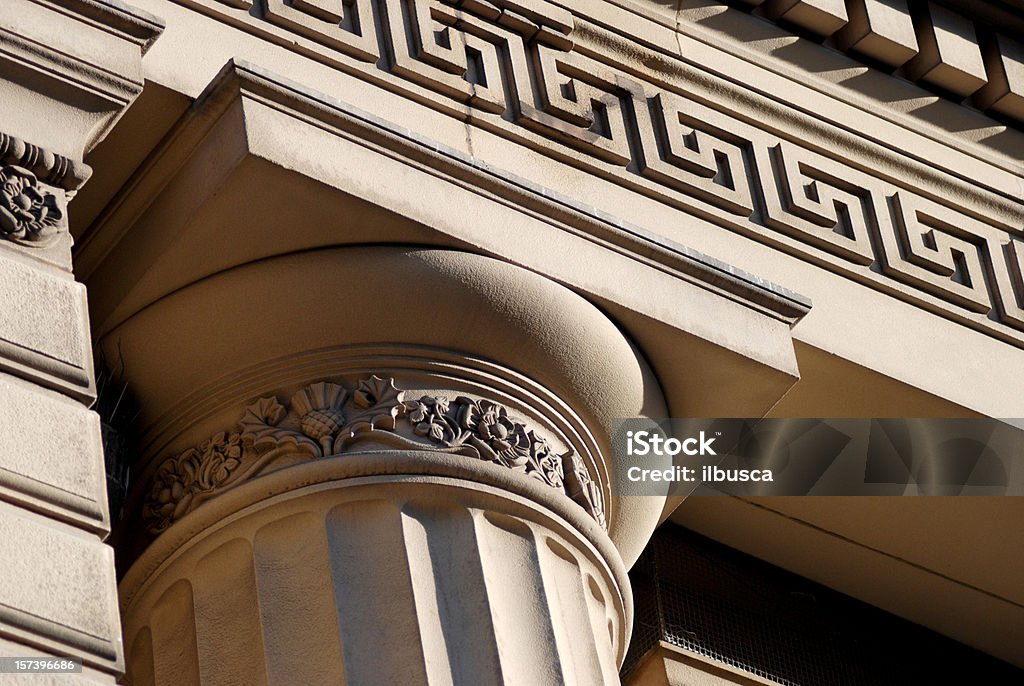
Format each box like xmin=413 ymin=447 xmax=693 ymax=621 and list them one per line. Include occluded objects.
xmin=144 ymin=375 xmax=604 ymax=533
xmin=168 ymin=0 xmax=1024 ymax=348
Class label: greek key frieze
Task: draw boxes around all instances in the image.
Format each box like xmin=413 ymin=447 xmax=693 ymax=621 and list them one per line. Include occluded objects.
xmin=386 ymin=0 xmax=528 ymax=113
xmin=633 ymin=92 xmax=753 ymax=217
xmin=173 ymin=0 xmax=1024 ymax=345
xmin=518 ymin=45 xmax=634 ymax=165
xmin=878 ymin=193 xmax=1024 ymax=333
xmin=1002 ymin=238 xmax=1024 ymax=329
xmin=264 ymin=0 xmax=379 ymax=61
xmin=755 ymin=142 xmax=880 ymax=266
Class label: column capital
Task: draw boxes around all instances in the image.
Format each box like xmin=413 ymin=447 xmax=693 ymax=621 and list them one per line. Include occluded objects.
xmin=105 ymin=246 xmax=670 ymax=569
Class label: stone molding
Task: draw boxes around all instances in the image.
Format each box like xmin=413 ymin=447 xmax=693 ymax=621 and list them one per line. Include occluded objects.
xmin=0 ymin=134 xmax=91 ymax=398
xmin=81 ymin=0 xmax=1024 ymax=345
xmin=0 ymin=500 xmax=122 ymax=675
xmin=0 ymin=0 xmax=163 ymax=106
xmin=0 ymin=3 xmax=162 ymax=681
xmin=0 ymin=250 xmax=94 ymax=401
xmin=152 ymin=0 xmax=1023 ymax=187
xmin=0 ymin=374 xmax=110 ymax=535
xmin=0 ymin=0 xmax=165 ymax=160
xmin=143 ymin=375 xmax=605 ymax=534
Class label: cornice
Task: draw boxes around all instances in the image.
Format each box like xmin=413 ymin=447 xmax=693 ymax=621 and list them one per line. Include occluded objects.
xmin=145 ymin=0 xmax=1024 ymax=193
xmin=667 ymin=0 xmax=1024 ymax=127
xmin=76 ymin=0 xmax=1024 ymax=358
xmin=0 ymin=0 xmax=164 ymax=105
xmin=52 ymin=0 xmax=166 ymax=54
xmin=575 ymin=0 xmax=1024 ymax=194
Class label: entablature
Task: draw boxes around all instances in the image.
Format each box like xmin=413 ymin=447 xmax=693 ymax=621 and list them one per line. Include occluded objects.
xmin=84 ymin=0 xmax=1024 ymax=348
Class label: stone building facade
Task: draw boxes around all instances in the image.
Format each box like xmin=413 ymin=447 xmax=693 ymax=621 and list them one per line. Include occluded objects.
xmin=0 ymin=0 xmax=1022 ymax=683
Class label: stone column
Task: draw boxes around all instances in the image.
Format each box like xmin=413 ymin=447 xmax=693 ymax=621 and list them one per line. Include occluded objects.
xmin=0 ymin=1 xmax=161 ymax=682
xmin=113 ymin=247 xmax=669 ymax=685
xmin=121 ymin=408 xmax=627 ymax=686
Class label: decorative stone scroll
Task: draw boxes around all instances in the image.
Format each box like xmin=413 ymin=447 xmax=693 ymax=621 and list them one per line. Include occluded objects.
xmin=0 ymin=132 xmax=90 ymax=192
xmin=143 ymin=375 xmax=604 ymax=534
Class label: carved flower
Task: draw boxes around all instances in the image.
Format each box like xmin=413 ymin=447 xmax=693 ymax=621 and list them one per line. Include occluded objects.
xmin=143 ymin=431 xmax=243 ymax=533
xmin=459 ymin=400 xmax=531 ymax=465
xmin=194 ymin=432 xmax=243 ymax=487
xmin=0 ymin=166 xmax=62 ymax=242
xmin=292 ymin=382 xmax=347 ymax=446
xmin=409 ymin=396 xmax=449 ymax=422
xmin=147 ymin=457 xmax=192 ymax=530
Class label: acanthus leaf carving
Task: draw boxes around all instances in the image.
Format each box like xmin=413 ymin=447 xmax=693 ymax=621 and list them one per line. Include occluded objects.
xmin=239 ymin=395 xmax=315 ymax=454
xmin=143 ymin=376 xmax=605 ymax=534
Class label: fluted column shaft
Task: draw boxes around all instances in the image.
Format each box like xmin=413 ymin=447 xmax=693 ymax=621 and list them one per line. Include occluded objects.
xmin=121 ymin=457 xmax=629 ymax=686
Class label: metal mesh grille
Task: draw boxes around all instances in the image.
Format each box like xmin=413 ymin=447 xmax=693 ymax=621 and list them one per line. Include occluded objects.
xmin=622 ymin=524 xmax=1022 ymax=685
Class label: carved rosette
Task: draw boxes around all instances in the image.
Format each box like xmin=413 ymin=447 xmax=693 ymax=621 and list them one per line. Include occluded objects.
xmin=0 ymin=165 xmax=63 ymax=245
xmin=142 ymin=375 xmax=605 ymax=533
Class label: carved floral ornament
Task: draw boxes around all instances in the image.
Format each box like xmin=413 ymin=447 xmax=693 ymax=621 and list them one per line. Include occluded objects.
xmin=144 ymin=376 xmax=605 ymax=534
xmin=0 ymin=166 xmax=63 ymax=245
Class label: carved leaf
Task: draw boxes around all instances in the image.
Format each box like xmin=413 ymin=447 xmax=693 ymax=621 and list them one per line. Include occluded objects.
xmin=291 ymin=382 xmax=347 ymax=417
xmin=346 ymin=376 xmax=410 ymax=434
xmin=563 ymin=452 xmax=605 ymax=527
xmin=240 ymin=396 xmax=290 ymax=450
